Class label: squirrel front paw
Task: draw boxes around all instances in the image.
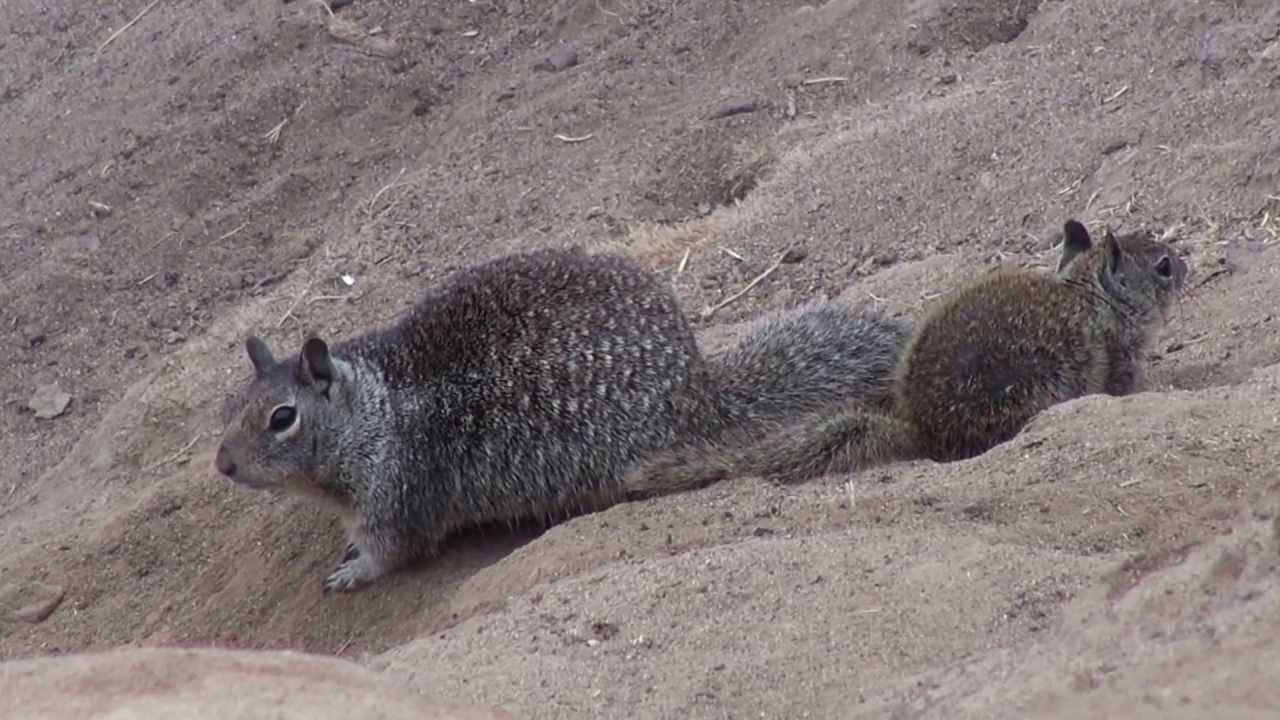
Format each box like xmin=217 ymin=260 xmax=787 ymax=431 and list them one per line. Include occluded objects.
xmin=322 ymin=553 xmax=382 ymax=593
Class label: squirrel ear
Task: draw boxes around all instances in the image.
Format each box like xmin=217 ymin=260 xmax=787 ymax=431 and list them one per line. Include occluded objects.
xmin=1103 ymin=227 xmax=1123 ymax=268
xmin=297 ymin=337 xmax=335 ymax=391
xmin=1058 ymin=219 xmax=1093 ymax=273
xmin=246 ymin=336 xmax=275 ymax=378
xmin=1098 ymin=226 xmax=1124 ymax=278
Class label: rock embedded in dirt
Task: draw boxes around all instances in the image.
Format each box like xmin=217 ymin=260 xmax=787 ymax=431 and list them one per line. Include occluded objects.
xmin=533 ymin=46 xmax=579 ymax=72
xmin=781 ymin=247 xmax=808 ymax=264
xmin=0 ymin=580 xmax=65 ymax=624
xmin=710 ymin=99 xmax=763 ymax=120
xmin=873 ymin=251 xmax=899 ymax=267
xmin=27 ymin=384 xmax=71 ymax=420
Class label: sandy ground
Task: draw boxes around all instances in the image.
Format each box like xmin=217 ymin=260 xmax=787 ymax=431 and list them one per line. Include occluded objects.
xmin=2 ymin=0 xmax=1279 ymax=717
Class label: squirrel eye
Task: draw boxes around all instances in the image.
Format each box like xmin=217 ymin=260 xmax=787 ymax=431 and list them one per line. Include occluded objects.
xmin=1155 ymin=255 xmax=1173 ymax=278
xmin=268 ymin=405 xmax=297 ymax=432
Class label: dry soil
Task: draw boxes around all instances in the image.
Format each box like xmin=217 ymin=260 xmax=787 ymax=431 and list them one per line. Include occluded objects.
xmin=2 ymin=0 xmax=1279 ymax=718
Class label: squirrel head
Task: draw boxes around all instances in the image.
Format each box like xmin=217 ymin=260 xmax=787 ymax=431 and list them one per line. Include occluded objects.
xmin=1058 ymin=218 xmax=1188 ymax=325
xmin=214 ymin=335 xmax=357 ymax=499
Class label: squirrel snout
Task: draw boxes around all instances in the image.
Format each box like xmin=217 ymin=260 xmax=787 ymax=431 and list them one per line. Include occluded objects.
xmin=214 ymin=446 xmax=236 ymax=477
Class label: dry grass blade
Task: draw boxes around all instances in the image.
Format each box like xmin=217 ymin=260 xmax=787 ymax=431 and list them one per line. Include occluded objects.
xmin=98 ymin=0 xmax=163 ymax=53
xmin=218 ymin=223 xmax=247 ymax=241
xmin=677 ymin=248 xmax=691 ymax=274
xmin=264 ymin=118 xmax=288 ymax=144
xmin=554 ymin=132 xmax=596 ymax=143
xmin=1055 ymin=176 xmax=1084 ymax=196
xmin=366 ymin=168 xmax=408 ymax=217
xmin=146 ymin=434 xmax=202 ymax=471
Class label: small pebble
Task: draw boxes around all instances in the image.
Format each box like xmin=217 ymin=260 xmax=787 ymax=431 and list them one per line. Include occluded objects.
xmin=28 ymin=384 xmax=71 ymax=420
xmin=0 ymin=580 xmax=65 ymax=624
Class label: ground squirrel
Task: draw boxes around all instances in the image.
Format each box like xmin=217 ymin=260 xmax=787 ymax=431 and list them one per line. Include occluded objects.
xmin=622 ymin=219 xmax=1188 ymax=493
xmin=214 ymin=247 xmax=907 ymax=591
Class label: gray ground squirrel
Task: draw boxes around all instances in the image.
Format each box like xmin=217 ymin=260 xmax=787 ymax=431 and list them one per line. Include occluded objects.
xmin=213 ymin=247 xmax=907 ymax=591
xmin=622 ymin=219 xmax=1189 ymax=494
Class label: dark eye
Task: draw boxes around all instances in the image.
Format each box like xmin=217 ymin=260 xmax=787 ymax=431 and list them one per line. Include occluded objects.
xmin=268 ymin=405 xmax=297 ymax=432
xmin=1155 ymin=255 xmax=1173 ymax=278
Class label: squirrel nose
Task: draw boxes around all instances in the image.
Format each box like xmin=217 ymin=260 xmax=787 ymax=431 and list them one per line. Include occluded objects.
xmin=214 ymin=446 xmax=236 ymax=477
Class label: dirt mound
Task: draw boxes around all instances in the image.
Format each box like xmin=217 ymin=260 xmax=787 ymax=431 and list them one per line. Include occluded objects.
xmin=365 ymin=363 xmax=1280 ymax=718
xmin=2 ymin=0 xmax=1279 ymax=717
xmin=1 ymin=647 xmax=511 ymax=720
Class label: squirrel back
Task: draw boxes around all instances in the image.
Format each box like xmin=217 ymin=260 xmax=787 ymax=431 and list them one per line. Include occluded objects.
xmin=623 ymin=219 xmax=1188 ymax=495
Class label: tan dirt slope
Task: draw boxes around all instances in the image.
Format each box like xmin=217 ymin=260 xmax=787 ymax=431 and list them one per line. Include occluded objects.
xmin=1 ymin=0 xmax=1278 ymax=717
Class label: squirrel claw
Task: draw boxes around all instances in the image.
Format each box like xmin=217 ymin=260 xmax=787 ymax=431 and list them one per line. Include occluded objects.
xmin=340 ymin=542 xmax=361 ymax=563
xmin=322 ymin=554 xmax=379 ymax=593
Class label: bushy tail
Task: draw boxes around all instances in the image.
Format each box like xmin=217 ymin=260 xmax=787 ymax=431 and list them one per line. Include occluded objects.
xmin=708 ymin=301 xmax=911 ymax=424
xmin=623 ymin=404 xmax=919 ymax=499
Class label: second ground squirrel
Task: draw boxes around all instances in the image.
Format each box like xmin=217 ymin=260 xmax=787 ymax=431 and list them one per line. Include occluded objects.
xmin=214 ymin=247 xmax=907 ymax=591
xmin=622 ymin=219 xmax=1189 ymax=494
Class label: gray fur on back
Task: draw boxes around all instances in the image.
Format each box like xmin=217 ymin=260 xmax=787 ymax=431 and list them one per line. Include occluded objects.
xmin=323 ymin=248 xmax=722 ymax=538
xmin=708 ymin=302 xmax=911 ymax=421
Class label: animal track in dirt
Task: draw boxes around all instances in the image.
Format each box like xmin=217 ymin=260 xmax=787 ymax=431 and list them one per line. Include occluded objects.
xmin=908 ymin=0 xmax=1045 ymax=55
xmin=633 ymin=123 xmax=777 ymax=225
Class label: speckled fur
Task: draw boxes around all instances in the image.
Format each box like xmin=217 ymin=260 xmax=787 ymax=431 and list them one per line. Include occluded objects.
xmin=708 ymin=302 xmax=911 ymax=421
xmin=622 ymin=220 xmax=1188 ymax=494
xmin=214 ymin=247 xmax=910 ymax=591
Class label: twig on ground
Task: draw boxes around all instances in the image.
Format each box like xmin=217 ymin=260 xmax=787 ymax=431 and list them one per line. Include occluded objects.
xmin=1103 ymin=85 xmax=1130 ymax=104
xmin=278 ymin=290 xmax=309 ymax=328
xmin=98 ymin=0 xmax=163 ymax=52
xmin=554 ymin=132 xmax=596 ymax=143
xmin=802 ymin=76 xmax=849 ymax=86
xmin=701 ymin=249 xmax=789 ymax=319
xmin=1056 ymin=176 xmax=1084 ymax=196
xmin=1085 ymin=187 xmax=1103 ymax=210
xmin=335 ymin=634 xmax=356 ymax=656
xmin=219 ymin=223 xmax=247 ymax=241
xmin=718 ymin=246 xmax=744 ymax=261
